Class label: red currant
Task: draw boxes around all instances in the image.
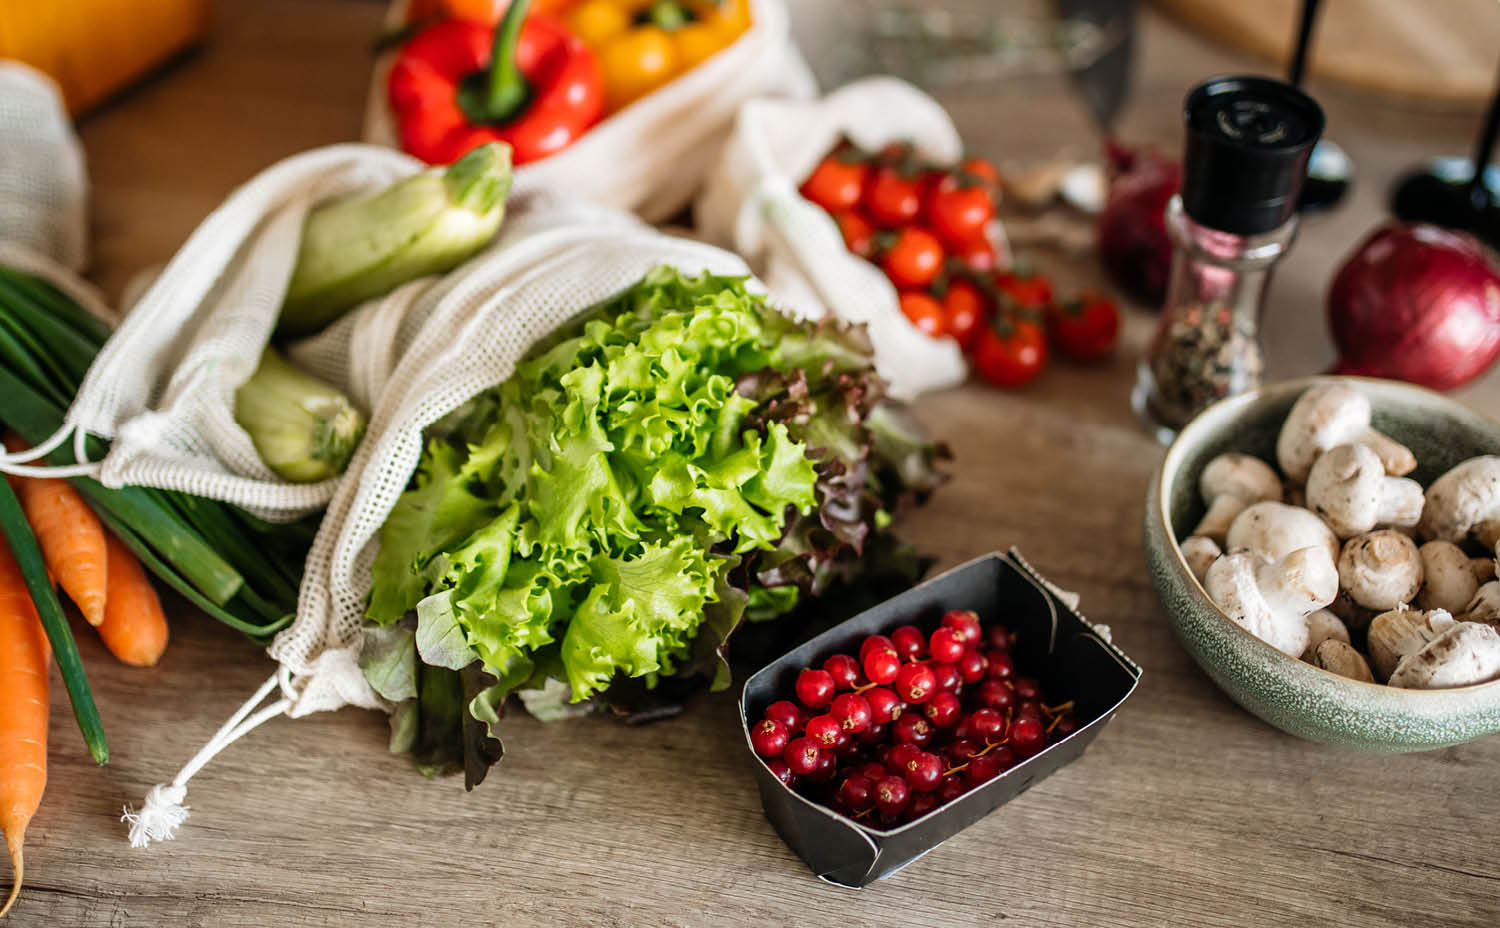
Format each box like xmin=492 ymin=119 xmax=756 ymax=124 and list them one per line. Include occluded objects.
xmin=766 ymin=758 xmax=795 ymax=788
xmin=986 ymin=650 xmax=1014 ymax=680
xmin=834 ymin=731 xmax=860 ymax=756
xmin=857 ymin=761 xmax=888 ymax=781
xmin=937 ymin=774 xmax=968 ymax=804
xmin=856 ymin=721 xmax=888 ymax=745
xmin=834 ymin=774 xmax=876 ymax=812
xmin=986 ymin=624 xmax=1013 ymax=651
xmin=806 ymin=748 xmax=839 ymax=783
xmin=864 ymin=687 xmax=903 ymax=724
xmin=966 ymin=752 xmax=1003 ymax=784
xmin=783 ymin=736 xmax=821 ymax=775
xmin=953 ymin=714 xmax=976 ymax=742
xmin=976 ymin=678 xmax=1015 ymax=712
xmin=892 ymin=712 xmax=934 ymax=747
xmin=929 ymin=627 xmax=965 ymax=663
xmin=968 ymin=707 xmax=1006 ymax=741
xmin=1054 ymin=713 xmax=1079 ymax=738
xmin=988 ymin=745 xmax=1017 ymax=771
xmin=885 ymin=743 xmax=919 ymax=772
xmin=1016 ymin=701 xmax=1043 ymax=722
xmin=862 ymin=648 xmax=901 ymax=685
xmin=859 ymin=634 xmax=895 ymax=662
xmin=823 ymin=653 xmax=862 ymax=691
xmin=922 ymin=690 xmax=961 ymax=728
xmin=929 ymin=661 xmax=961 ymax=693
xmin=1014 ymin=677 xmax=1042 ymax=702
xmin=831 ymin=692 xmax=872 ymax=733
xmin=805 ymin=714 xmax=841 ymax=748
xmin=902 ymin=751 xmax=944 ymax=792
xmin=764 ymin=699 xmax=804 ymax=733
xmin=908 ymin=792 xmax=938 ymax=819
xmin=750 ymin=718 xmax=789 ymax=757
xmin=956 ymin=649 xmax=988 ymax=683
xmin=895 ymin=662 xmax=937 ymax=704
xmin=1011 ymin=716 xmax=1046 ymax=757
xmin=941 ymin=609 xmax=983 ymax=646
xmin=945 ymin=738 xmax=980 ymax=762
xmin=795 ymin=669 xmax=836 ymax=708
xmin=890 ymin=624 xmax=926 ymax=661
xmin=874 ymin=775 xmax=911 ymax=815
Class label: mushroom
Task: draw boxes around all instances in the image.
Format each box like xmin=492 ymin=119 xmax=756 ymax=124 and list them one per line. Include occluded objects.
xmin=1204 ymin=547 xmax=1339 ymax=658
xmin=1416 ymin=456 xmax=1500 ymax=551
xmin=1275 ymin=383 xmax=1416 ymax=484
xmin=1387 ymin=621 xmax=1500 ymax=689
xmin=1193 ymin=453 xmax=1283 ymax=542
xmin=1337 ymin=530 xmax=1424 ymax=611
xmin=1305 ymin=444 xmax=1424 ymax=538
xmin=1310 ymin=639 xmax=1375 ymax=682
xmin=1464 ymin=581 xmax=1500 ymax=625
xmin=1367 ymin=608 xmax=1456 ymax=680
xmin=1225 ymin=501 xmax=1340 ymax=567
xmin=1416 ymin=541 xmax=1486 ymax=614
xmin=1180 ymin=535 xmax=1222 ymax=583
xmin=1299 ymin=608 xmax=1350 ymax=662
xmin=1326 ymin=589 xmax=1378 ymax=632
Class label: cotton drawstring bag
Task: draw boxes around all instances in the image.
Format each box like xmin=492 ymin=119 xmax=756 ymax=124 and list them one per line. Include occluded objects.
xmin=695 ymin=77 xmax=975 ymax=399
xmin=362 ymin=0 xmax=816 ymax=222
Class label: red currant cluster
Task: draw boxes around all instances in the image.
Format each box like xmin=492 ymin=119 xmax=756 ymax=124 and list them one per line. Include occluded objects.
xmin=749 ymin=609 xmax=1078 ymax=829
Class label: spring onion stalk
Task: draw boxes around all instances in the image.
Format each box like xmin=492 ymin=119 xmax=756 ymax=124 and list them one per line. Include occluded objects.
xmin=235 ymin=348 xmax=366 ymax=484
xmin=277 ymin=141 xmax=513 ymax=336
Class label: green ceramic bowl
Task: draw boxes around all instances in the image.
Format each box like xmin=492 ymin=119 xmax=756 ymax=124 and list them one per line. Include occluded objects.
xmin=1145 ymin=375 xmax=1500 ymax=751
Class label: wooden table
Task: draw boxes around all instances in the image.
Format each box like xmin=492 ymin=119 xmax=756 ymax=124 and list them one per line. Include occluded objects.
xmin=18 ymin=2 xmax=1500 ymax=926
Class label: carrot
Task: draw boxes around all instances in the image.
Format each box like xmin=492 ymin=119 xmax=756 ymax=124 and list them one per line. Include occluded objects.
xmin=2 ymin=435 xmax=107 ymax=626
xmin=96 ymin=533 xmax=169 ymax=667
xmin=0 ymin=537 xmax=49 ymax=919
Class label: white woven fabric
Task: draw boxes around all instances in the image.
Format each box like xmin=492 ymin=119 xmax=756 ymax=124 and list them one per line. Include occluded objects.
xmin=695 ymin=77 xmax=970 ymax=399
xmin=271 ymin=197 xmax=756 ymax=716
xmin=362 ymin=0 xmax=816 ymax=222
xmin=0 ymin=63 xmax=88 ymax=272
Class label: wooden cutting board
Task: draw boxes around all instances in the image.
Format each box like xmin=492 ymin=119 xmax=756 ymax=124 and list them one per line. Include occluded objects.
xmin=1152 ymin=0 xmax=1499 ymax=106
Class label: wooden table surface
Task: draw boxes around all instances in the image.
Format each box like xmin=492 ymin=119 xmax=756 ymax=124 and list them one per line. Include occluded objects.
xmin=16 ymin=1 xmax=1500 ymax=926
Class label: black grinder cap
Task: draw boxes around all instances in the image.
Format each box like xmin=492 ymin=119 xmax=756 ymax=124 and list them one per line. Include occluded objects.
xmin=1181 ymin=76 xmax=1325 ymax=235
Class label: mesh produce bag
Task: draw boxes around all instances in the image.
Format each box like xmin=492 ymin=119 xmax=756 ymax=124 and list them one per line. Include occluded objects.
xmin=695 ymin=77 xmax=972 ymax=399
xmin=362 ymin=0 xmax=816 ymax=222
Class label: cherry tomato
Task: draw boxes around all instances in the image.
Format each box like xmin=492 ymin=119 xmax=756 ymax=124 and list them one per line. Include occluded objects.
xmin=899 ymin=292 xmax=947 ymax=338
xmin=941 ymin=279 xmax=990 ymax=352
xmin=864 ymin=166 xmax=923 ymax=227
xmin=1047 ymin=291 xmax=1121 ymax=362
xmin=953 ymin=237 xmax=997 ymax=272
xmin=994 ymin=269 xmax=1054 ymax=311
xmin=882 ymin=227 xmax=945 ymax=289
xmin=833 ymin=210 xmax=876 ymax=258
xmin=973 ymin=316 xmax=1047 ymax=388
xmin=926 ymin=174 xmax=995 ymax=248
xmin=959 ymin=156 xmax=1000 ymax=189
xmin=801 ymin=156 xmax=868 ymax=213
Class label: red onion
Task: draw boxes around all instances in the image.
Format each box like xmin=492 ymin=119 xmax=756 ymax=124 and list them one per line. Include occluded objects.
xmin=1097 ymin=140 xmax=1181 ymax=308
xmin=1329 ymin=223 xmax=1500 ymax=391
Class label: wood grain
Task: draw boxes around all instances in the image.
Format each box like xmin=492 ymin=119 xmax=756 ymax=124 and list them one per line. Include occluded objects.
xmin=12 ymin=1 xmax=1500 ymax=926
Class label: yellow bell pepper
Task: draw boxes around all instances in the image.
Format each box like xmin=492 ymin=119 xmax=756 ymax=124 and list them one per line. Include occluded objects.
xmin=563 ymin=0 xmax=751 ymax=112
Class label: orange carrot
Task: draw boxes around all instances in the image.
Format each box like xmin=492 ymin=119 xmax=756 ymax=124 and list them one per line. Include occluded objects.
xmin=2 ymin=435 xmax=107 ymax=626
xmin=96 ymin=533 xmax=168 ymax=668
xmin=0 ymin=537 xmax=49 ymax=919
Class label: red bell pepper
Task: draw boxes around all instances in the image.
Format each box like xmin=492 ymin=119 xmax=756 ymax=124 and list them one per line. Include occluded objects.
xmin=389 ymin=0 xmax=604 ymax=166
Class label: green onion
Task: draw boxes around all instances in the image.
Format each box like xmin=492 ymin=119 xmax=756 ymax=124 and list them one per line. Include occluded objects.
xmin=0 ymin=479 xmax=108 ymax=764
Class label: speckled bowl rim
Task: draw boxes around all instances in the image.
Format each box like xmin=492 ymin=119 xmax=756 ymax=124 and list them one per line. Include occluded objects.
xmin=1157 ymin=374 xmax=1500 ymax=707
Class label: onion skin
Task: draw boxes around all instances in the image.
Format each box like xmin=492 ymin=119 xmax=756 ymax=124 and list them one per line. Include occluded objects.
xmin=1329 ymin=223 xmax=1500 ymax=391
xmin=1097 ymin=142 xmax=1181 ymax=309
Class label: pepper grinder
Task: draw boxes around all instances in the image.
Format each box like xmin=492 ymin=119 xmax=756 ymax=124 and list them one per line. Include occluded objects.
xmin=1132 ymin=76 xmax=1325 ymax=443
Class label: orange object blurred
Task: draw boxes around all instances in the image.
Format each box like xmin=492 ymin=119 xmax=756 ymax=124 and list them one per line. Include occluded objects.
xmin=0 ymin=0 xmax=209 ymax=114
xmin=406 ymin=0 xmax=574 ymax=24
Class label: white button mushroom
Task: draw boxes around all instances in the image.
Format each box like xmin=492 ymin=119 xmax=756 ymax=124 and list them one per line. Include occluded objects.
xmin=1464 ymin=580 xmax=1500 ymax=625
xmin=1416 ymin=456 xmax=1500 ymax=552
xmin=1193 ymin=453 xmax=1283 ymax=543
xmin=1305 ymin=444 xmax=1424 ymax=538
xmin=1337 ymin=530 xmax=1424 ymax=612
xmin=1179 ymin=535 xmax=1222 ymax=584
xmin=1275 ymin=383 xmax=1417 ymax=484
xmin=1367 ymin=607 xmax=1457 ymax=681
xmin=1387 ymin=621 xmax=1500 ymax=689
xmin=1310 ymin=638 xmax=1375 ymax=682
xmin=1299 ymin=608 xmax=1350 ymax=662
xmin=1225 ymin=501 xmax=1340 ymax=566
xmin=1416 ymin=541 xmax=1486 ymax=614
xmin=1205 ymin=547 xmax=1340 ymax=658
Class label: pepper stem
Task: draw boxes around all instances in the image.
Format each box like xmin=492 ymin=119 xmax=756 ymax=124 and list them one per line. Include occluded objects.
xmin=456 ymin=0 xmax=533 ymax=126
